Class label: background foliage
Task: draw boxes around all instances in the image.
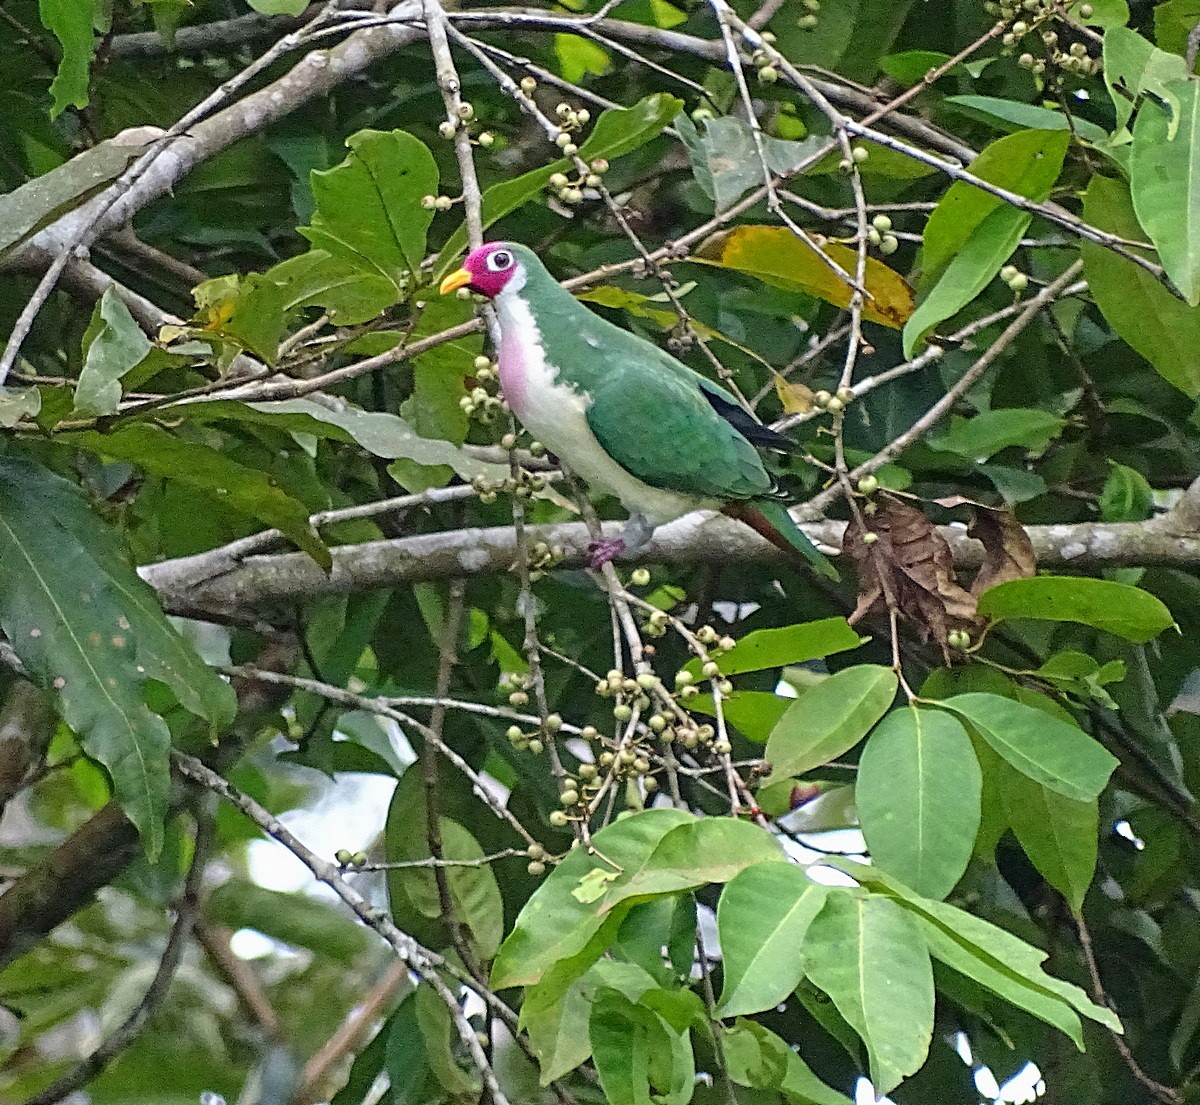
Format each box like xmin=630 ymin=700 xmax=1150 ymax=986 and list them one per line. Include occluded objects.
xmin=3 ymin=0 xmax=1200 ymax=1104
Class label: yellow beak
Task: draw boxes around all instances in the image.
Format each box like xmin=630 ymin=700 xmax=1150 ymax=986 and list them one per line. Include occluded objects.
xmin=439 ymin=268 xmax=473 ymax=295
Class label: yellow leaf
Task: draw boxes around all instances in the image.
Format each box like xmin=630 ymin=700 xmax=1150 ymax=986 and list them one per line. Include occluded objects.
xmin=773 ymin=372 xmax=814 ymax=414
xmin=692 ymin=225 xmax=914 ymax=329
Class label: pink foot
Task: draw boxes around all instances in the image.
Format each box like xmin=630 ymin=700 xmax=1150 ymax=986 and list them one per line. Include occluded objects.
xmin=587 ymin=536 xmax=627 ymax=570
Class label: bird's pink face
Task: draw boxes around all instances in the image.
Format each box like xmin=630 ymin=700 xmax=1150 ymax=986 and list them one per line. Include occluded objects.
xmin=438 ymin=242 xmax=521 ymax=299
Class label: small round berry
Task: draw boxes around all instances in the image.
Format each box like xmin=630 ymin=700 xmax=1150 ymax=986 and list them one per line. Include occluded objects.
xmin=630 ymin=567 xmax=651 ymax=586
xmin=758 ymin=65 xmax=779 ymax=83
xmin=591 ymin=158 xmax=609 ymax=173
xmin=559 ymin=788 xmax=580 ymax=806
xmin=1009 ymin=272 xmax=1029 ymax=292
xmin=520 ymin=76 xmax=537 ymax=92
xmin=457 ymin=101 xmax=475 ymax=120
xmin=879 ymin=234 xmax=899 ymax=255
xmin=872 ymin=214 xmax=892 ymax=232
xmin=420 ymin=194 xmax=437 ymax=210
xmin=478 ymin=131 xmax=495 ymax=148
xmin=851 ymin=145 xmax=870 ymax=164
xmin=527 ymin=860 xmax=547 ymax=876
xmin=438 ymin=120 xmax=457 ymax=139
xmin=857 ymin=474 xmax=879 ymax=495
xmin=549 ymin=810 xmax=569 ymax=827
xmin=577 ymin=109 xmax=590 ymax=123
xmin=826 ymin=396 xmax=845 ymax=413
xmin=545 ymin=713 xmax=563 ymax=731
xmin=434 ymin=195 xmax=453 ymax=212
xmin=506 ymin=725 xmax=523 ymax=742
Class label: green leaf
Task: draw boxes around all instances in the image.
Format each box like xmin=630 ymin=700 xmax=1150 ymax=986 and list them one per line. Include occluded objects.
xmin=844 ymin=861 xmax=1121 ymax=1040
xmin=804 ymin=892 xmax=935 ymax=1094
xmin=688 ymin=689 xmax=792 ymax=742
xmin=880 ymin=50 xmax=955 ymax=87
xmin=1080 ymin=0 xmax=1129 ymax=28
xmin=414 ymin=982 xmax=481 ymax=1098
xmin=0 ymin=457 xmax=232 ymax=857
xmin=1081 ymin=176 xmax=1200 ymax=395
xmin=945 ymin=96 xmax=1109 ymax=144
xmin=725 ymin=1020 xmax=853 ymax=1105
xmin=716 ymin=861 xmax=829 ymax=1017
xmin=75 ymin=288 xmax=152 ymax=416
xmin=590 ymin=989 xmax=694 ymax=1105
xmin=904 ymin=129 xmax=1069 ymax=355
xmin=554 ymin=33 xmax=612 ymax=83
xmin=1002 ymin=766 xmax=1098 ymax=912
xmin=977 ymin=576 xmax=1175 ymax=641
xmin=383 ymin=992 xmax=431 ymax=1105
xmin=856 ymin=707 xmax=981 ymax=900
xmin=437 ymin=94 xmax=682 ymax=270
xmin=1156 ymin=0 xmax=1200 ymax=58
xmin=676 ymin=114 xmax=828 ymax=213
xmin=39 ymin=0 xmax=96 ymax=116
xmin=681 ymin=616 xmax=865 ymax=679
xmin=301 ymin=129 xmax=438 ymax=288
xmin=903 ymin=204 xmax=1032 ymax=358
xmin=615 ymin=817 xmax=786 ymax=900
xmin=245 ymin=0 xmax=307 ymax=12
xmin=1130 ymin=79 xmax=1200 ymax=305
xmin=490 ymin=808 xmax=693 ymax=990
xmin=938 ymin=693 xmax=1118 ymax=801
xmin=929 ymin=408 xmax=1066 ymax=459
xmin=918 ymin=130 xmax=1070 ymax=279
xmin=384 ymin=770 xmax=505 ymax=962
xmin=205 ymin=878 xmax=372 ymax=962
xmin=1100 ymin=462 xmax=1155 ymax=521
xmin=245 ymin=397 xmax=506 ymax=484
xmin=523 ymin=960 xmax=658 ymax=1084
xmin=763 ymin=665 xmax=898 ymax=784
xmin=1103 ymin=27 xmax=1190 ymax=137
xmin=62 ymin=425 xmax=330 ymax=569
xmin=0 ymin=135 xmax=157 ymax=260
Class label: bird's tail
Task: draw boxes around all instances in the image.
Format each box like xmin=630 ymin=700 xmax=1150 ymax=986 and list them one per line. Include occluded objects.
xmin=723 ymin=500 xmax=840 ymax=580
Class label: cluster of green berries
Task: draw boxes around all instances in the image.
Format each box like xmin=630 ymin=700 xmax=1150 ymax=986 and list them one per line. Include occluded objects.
xmin=749 ymin=32 xmax=780 ymax=83
xmin=1000 ymin=264 xmax=1029 ymax=293
xmin=525 ymin=842 xmax=549 ymax=877
xmin=985 ymin=0 xmax=1100 ymax=79
xmin=867 ymin=214 xmax=899 ymax=256
xmin=837 ymin=146 xmax=871 ymax=173
xmin=947 ymin=628 xmax=974 ymax=651
xmin=1031 ymin=31 xmax=1100 ymax=78
xmin=436 ymin=100 xmax=496 ymax=148
xmin=547 ymin=158 xmax=608 ymax=206
xmin=460 ymin=356 xmax=507 ymax=422
xmin=543 ymin=101 xmax=591 ymax=159
xmin=797 ymin=0 xmax=820 ymax=30
xmin=335 ymin=848 xmax=370 ymax=867
xmin=812 ymin=384 xmax=855 ymax=415
xmin=470 ymin=466 xmax=549 ymax=505
xmin=527 ymin=540 xmax=566 ymax=580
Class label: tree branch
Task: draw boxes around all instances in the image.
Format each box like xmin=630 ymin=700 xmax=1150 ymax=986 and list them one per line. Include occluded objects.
xmin=141 ymin=506 xmax=1200 ymax=621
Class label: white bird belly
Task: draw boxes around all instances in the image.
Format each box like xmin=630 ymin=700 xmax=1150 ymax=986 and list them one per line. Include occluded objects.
xmin=497 ymin=294 xmax=709 ymax=525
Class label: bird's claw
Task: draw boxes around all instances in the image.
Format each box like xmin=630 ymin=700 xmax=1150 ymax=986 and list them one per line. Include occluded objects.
xmin=586 ymin=537 xmax=627 ymax=571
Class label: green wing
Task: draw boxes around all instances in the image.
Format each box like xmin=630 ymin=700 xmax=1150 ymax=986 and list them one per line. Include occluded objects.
xmin=583 ymin=351 xmax=773 ymax=502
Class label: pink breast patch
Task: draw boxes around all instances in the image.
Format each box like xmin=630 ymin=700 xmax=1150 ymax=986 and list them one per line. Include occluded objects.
xmin=498 ymin=331 xmax=529 ymax=416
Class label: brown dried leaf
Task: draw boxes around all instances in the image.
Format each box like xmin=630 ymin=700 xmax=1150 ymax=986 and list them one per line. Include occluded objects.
xmin=969 ymin=506 xmax=1037 ymax=596
xmin=774 ymin=372 xmax=814 ymax=414
xmin=844 ymin=494 xmax=979 ymax=658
